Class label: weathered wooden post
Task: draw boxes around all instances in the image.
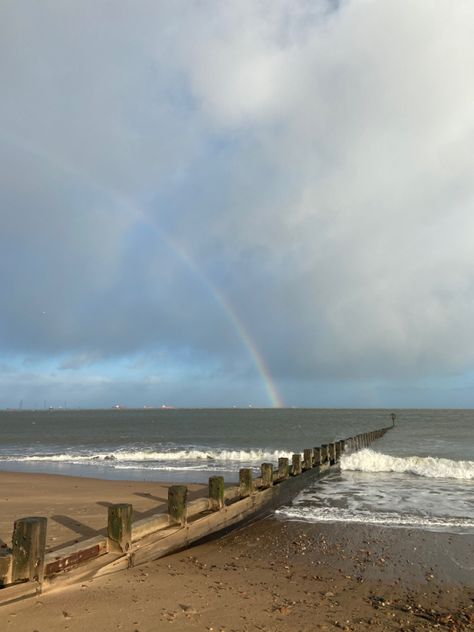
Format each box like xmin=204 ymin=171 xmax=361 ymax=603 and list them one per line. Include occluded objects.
xmin=168 ymin=485 xmax=188 ymax=526
xmin=335 ymin=441 xmax=341 ymax=461
xmin=303 ymin=448 xmax=313 ymax=470
xmin=11 ymin=516 xmax=47 ymax=584
xmin=313 ymin=447 xmax=321 ymax=467
xmin=328 ymin=443 xmax=336 ymax=464
xmin=291 ymin=453 xmax=302 ymax=476
xmin=108 ymin=503 xmax=133 ymax=553
xmin=261 ymin=463 xmax=273 ymax=488
xmin=209 ymin=476 xmax=225 ymax=511
xmin=239 ymin=468 xmax=253 ymax=497
xmin=320 ymin=444 xmax=329 ymax=464
xmin=278 ymin=457 xmax=289 ymax=480
xmin=0 ymin=555 xmax=11 ymax=587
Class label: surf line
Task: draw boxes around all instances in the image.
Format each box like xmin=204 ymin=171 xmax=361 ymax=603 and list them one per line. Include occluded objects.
xmin=2 ymin=133 xmax=284 ymax=408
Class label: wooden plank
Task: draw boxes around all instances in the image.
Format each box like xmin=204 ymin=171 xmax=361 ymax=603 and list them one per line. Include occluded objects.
xmin=0 ymin=580 xmax=40 ymax=606
xmin=42 ymin=551 xmax=125 ymax=593
xmin=187 ymin=497 xmax=210 ymax=517
xmin=224 ymin=485 xmax=240 ymax=503
xmin=132 ymin=514 xmax=170 ymax=541
xmin=45 ymin=536 xmax=108 ymax=576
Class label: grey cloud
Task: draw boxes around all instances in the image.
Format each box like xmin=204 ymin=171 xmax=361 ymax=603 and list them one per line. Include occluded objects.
xmin=1 ymin=1 xmax=473 ymax=406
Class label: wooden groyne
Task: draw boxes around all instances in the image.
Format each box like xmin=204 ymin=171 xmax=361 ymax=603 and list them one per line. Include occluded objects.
xmin=0 ymin=425 xmax=391 ymax=606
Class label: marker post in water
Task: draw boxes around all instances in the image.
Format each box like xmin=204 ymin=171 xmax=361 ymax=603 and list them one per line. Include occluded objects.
xmin=391 ymin=412 xmax=396 ymax=427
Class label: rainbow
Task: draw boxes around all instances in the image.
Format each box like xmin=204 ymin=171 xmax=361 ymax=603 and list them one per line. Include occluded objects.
xmin=2 ymin=133 xmax=285 ymax=407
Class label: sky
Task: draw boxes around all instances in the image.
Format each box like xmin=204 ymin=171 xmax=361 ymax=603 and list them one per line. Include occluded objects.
xmin=1 ymin=0 xmax=474 ymax=409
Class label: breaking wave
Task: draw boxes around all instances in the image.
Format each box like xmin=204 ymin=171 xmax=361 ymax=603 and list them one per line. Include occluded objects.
xmin=341 ymin=449 xmax=474 ymax=480
xmin=276 ymin=506 xmax=474 ymax=531
xmin=0 ymin=448 xmax=291 ymax=464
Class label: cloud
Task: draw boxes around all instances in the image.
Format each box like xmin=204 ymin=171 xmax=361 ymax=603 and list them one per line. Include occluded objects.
xmin=0 ymin=1 xmax=473 ymax=405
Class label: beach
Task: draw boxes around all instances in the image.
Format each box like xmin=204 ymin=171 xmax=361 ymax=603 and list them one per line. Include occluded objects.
xmin=0 ymin=471 xmax=473 ymax=631
xmin=0 ymin=471 xmax=207 ymax=551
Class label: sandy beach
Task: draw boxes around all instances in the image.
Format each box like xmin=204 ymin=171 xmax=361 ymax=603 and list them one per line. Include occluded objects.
xmin=0 ymin=471 xmax=207 ymax=551
xmin=0 ymin=471 xmax=473 ymax=631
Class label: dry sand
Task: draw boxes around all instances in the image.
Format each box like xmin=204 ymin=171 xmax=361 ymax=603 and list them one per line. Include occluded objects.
xmin=0 ymin=471 xmax=473 ymax=631
xmin=0 ymin=471 xmax=206 ymax=551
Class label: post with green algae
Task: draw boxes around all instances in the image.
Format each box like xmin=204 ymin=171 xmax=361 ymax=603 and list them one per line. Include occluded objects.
xmin=11 ymin=516 xmax=47 ymax=583
xmin=291 ymin=453 xmax=302 ymax=476
xmin=303 ymin=448 xmax=313 ymax=470
xmin=278 ymin=457 xmax=289 ymax=480
xmin=168 ymin=485 xmax=188 ymax=526
xmin=313 ymin=447 xmax=321 ymax=466
xmin=209 ymin=476 xmax=225 ymax=511
xmin=261 ymin=463 xmax=273 ymax=489
xmin=239 ymin=468 xmax=253 ymax=498
xmin=108 ymin=503 xmax=133 ymax=553
xmin=321 ymin=443 xmax=329 ymax=463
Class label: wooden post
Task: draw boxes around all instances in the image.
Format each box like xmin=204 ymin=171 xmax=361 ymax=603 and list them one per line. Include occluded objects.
xmin=328 ymin=443 xmax=336 ymax=464
xmin=335 ymin=441 xmax=341 ymax=461
xmin=261 ymin=463 xmax=273 ymax=488
xmin=168 ymin=485 xmax=188 ymax=526
xmin=108 ymin=503 xmax=133 ymax=553
xmin=313 ymin=447 xmax=321 ymax=466
xmin=320 ymin=444 xmax=329 ymax=463
xmin=291 ymin=453 xmax=302 ymax=476
xmin=303 ymin=448 xmax=313 ymax=470
xmin=209 ymin=476 xmax=225 ymax=511
xmin=11 ymin=516 xmax=47 ymax=583
xmin=278 ymin=457 xmax=289 ymax=480
xmin=239 ymin=468 xmax=253 ymax=497
xmin=0 ymin=555 xmax=11 ymax=587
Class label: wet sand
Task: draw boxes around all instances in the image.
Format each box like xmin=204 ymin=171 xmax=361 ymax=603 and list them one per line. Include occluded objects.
xmin=0 ymin=472 xmax=473 ymax=631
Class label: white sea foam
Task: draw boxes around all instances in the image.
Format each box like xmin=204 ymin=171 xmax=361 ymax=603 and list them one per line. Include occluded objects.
xmin=1 ymin=448 xmax=291 ymax=464
xmin=341 ymin=449 xmax=474 ymax=480
xmin=277 ymin=506 xmax=474 ymax=531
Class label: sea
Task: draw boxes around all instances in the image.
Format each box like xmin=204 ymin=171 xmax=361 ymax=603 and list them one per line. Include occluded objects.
xmin=0 ymin=408 xmax=472 ymax=534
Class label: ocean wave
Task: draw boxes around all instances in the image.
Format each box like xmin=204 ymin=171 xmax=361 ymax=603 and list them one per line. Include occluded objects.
xmin=341 ymin=449 xmax=474 ymax=480
xmin=0 ymin=448 xmax=291 ymax=464
xmin=276 ymin=506 xmax=474 ymax=531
